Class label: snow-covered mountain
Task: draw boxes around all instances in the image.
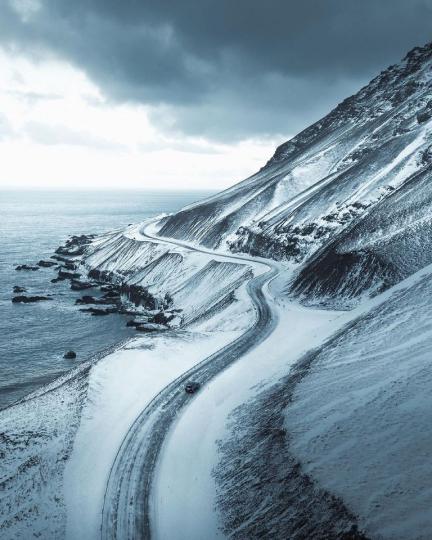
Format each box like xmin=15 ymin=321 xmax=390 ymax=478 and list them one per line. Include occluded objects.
xmin=158 ymin=42 xmax=432 ymax=306
xmin=2 ymin=41 xmax=432 ymax=540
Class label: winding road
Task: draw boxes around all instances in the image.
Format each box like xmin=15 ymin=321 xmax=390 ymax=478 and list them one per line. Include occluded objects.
xmin=100 ymin=223 xmax=279 ymax=539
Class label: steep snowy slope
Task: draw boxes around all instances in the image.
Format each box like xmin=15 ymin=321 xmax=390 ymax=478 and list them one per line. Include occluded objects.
xmin=83 ymin=225 xmax=253 ymax=325
xmin=290 ymin=161 xmax=432 ymax=307
xmin=158 ymin=42 xmax=432 ymax=269
xmin=285 ymin=266 xmax=432 ymax=539
xmin=148 ymin=41 xmax=432 ymax=540
xmin=213 ymin=264 xmax=432 ymax=539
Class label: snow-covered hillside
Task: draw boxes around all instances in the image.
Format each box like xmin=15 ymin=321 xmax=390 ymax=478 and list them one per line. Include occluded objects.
xmin=158 ymin=42 xmax=432 ymax=294
xmin=149 ymin=41 xmax=432 ymax=539
xmin=2 ymin=41 xmax=432 ymax=540
xmin=285 ymin=265 xmax=432 ymax=539
xmin=83 ymin=224 xmax=254 ymax=325
xmin=212 ymin=264 xmax=432 ymax=539
xmin=290 ymin=161 xmax=432 ymax=307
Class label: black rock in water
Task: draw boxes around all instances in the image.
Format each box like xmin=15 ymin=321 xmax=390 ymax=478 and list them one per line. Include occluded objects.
xmin=13 ymin=286 xmax=27 ymax=293
xmin=102 ymin=290 xmax=120 ymax=299
xmin=63 ymin=351 xmax=77 ymax=359
xmin=58 ymin=270 xmax=81 ymax=280
xmin=37 ymin=260 xmax=57 ymax=268
xmin=75 ymin=295 xmax=96 ymax=305
xmin=51 ymin=254 xmax=77 ymax=264
xmin=15 ymin=265 xmax=39 ymax=271
xmin=54 ymin=234 xmax=94 ymax=259
xmin=62 ymin=261 xmax=77 ymax=271
xmin=100 ymin=285 xmax=115 ymax=293
xmin=70 ymin=280 xmax=95 ymax=291
xmin=80 ymin=307 xmax=117 ymax=316
xmin=90 ymin=309 xmax=114 ymax=316
xmin=135 ymin=323 xmax=166 ymax=332
xmin=126 ymin=318 xmax=149 ymax=327
xmin=12 ymin=295 xmax=51 ymax=303
xmin=76 ymin=295 xmax=118 ymax=306
xmin=55 ymin=245 xmax=86 ymax=257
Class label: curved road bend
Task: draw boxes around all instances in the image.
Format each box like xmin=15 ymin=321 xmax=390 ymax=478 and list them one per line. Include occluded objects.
xmin=101 ymin=224 xmax=279 ymax=540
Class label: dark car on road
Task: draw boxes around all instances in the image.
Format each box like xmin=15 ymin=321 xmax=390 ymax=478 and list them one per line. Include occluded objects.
xmin=185 ymin=381 xmax=201 ymax=394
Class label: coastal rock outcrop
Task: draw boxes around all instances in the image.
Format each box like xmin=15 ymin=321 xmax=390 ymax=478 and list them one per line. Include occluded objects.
xmin=15 ymin=264 xmax=39 ymax=271
xmin=13 ymin=286 xmax=27 ymax=293
xmin=37 ymin=260 xmax=57 ymax=268
xmin=12 ymin=295 xmax=51 ymax=303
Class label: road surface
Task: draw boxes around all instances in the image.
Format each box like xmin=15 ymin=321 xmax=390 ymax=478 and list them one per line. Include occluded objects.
xmin=101 ymin=223 xmax=279 ymax=539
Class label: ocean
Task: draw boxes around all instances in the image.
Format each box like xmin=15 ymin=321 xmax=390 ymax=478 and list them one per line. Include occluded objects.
xmin=0 ymin=189 xmax=213 ymax=409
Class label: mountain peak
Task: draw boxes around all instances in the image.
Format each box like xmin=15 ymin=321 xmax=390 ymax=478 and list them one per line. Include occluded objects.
xmin=269 ymin=41 xmax=432 ymax=167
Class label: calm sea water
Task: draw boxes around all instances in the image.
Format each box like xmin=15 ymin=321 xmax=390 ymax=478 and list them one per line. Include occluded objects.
xmin=0 ymin=189 xmax=213 ymax=409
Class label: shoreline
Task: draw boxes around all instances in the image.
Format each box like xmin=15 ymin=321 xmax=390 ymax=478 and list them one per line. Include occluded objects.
xmin=0 ymin=334 xmax=135 ymax=413
xmin=0 ymin=190 xmax=208 ymax=411
xmin=1 ymin=230 xmax=135 ymax=412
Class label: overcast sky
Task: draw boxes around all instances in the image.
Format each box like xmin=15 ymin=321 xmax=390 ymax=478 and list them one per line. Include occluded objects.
xmin=0 ymin=0 xmax=431 ymax=190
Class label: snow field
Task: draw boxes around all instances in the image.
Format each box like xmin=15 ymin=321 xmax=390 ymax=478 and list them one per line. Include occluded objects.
xmin=64 ymin=329 xmax=243 ymax=540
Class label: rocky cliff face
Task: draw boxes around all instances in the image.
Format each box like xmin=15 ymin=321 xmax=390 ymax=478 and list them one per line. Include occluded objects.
xmin=157 ymin=42 xmax=432 ymax=306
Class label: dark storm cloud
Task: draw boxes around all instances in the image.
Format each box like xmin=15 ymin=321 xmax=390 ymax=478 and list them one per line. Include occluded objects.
xmin=1 ymin=0 xmax=431 ymax=140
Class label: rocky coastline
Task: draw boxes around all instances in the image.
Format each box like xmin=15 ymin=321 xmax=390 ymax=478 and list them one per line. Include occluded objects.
xmin=12 ymin=232 xmax=181 ymax=334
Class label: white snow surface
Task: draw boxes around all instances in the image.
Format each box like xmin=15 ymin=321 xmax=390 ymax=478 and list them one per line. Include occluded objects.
xmin=153 ymin=262 xmax=432 ymax=540
xmin=0 ymin=363 xmax=89 ymax=539
xmin=284 ymin=264 xmax=432 ymax=539
xmin=64 ymin=328 xmax=242 ymax=540
xmin=152 ymin=295 xmax=354 ymax=539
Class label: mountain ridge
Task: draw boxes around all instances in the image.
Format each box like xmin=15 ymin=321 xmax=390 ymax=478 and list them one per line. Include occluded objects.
xmin=158 ymin=40 xmax=432 ymax=307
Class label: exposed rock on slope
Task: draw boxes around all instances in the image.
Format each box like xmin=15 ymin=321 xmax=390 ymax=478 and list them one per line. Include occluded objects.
xmin=290 ymin=163 xmax=432 ymax=307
